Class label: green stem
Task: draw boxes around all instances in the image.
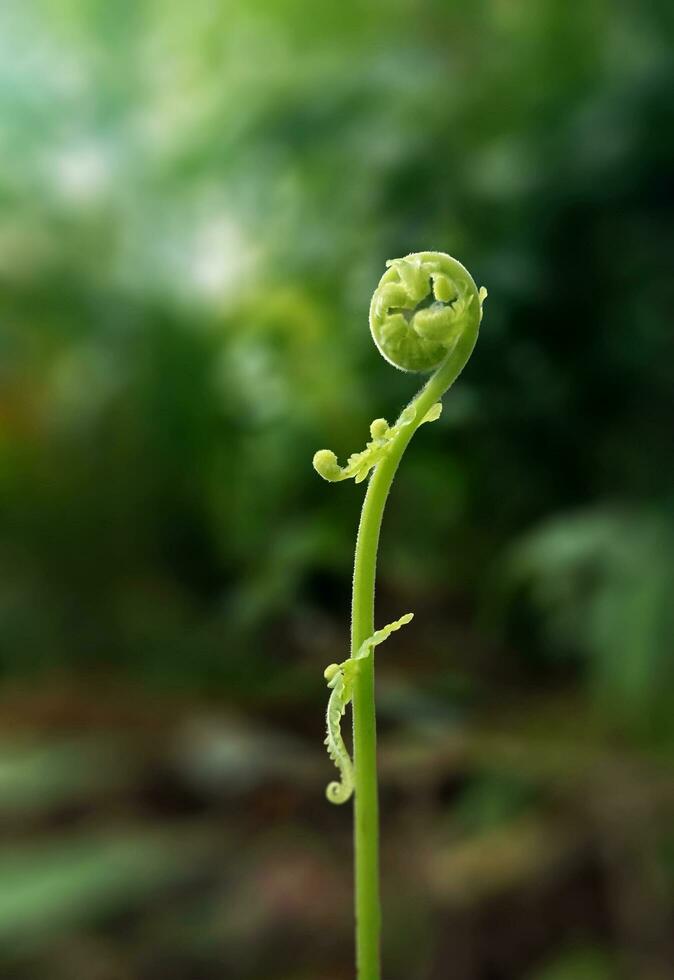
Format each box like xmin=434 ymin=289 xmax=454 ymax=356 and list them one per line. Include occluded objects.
xmin=350 ymin=332 xmax=477 ymax=979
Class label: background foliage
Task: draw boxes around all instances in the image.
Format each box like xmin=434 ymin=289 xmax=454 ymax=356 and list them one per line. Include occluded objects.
xmin=0 ymin=1 xmax=672 ymax=978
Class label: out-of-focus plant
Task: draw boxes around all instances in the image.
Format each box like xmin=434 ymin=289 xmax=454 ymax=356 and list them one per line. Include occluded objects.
xmin=527 ymin=944 xmax=615 ymax=980
xmin=313 ymin=252 xmax=486 ymax=978
xmin=503 ymin=508 xmax=674 ymax=742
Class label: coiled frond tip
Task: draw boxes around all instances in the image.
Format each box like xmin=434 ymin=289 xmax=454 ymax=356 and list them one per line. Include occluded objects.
xmin=369 ymin=251 xmax=486 ymax=373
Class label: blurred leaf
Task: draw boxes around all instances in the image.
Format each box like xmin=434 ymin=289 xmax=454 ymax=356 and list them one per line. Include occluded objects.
xmin=0 ymin=737 xmax=132 ymax=813
xmin=0 ymin=832 xmax=200 ymax=944
xmin=527 ymin=945 xmax=617 ymax=980
xmin=503 ymin=509 xmax=674 ymax=740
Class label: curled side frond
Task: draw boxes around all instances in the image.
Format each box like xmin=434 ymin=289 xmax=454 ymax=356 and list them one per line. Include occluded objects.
xmin=313 ymin=403 xmax=441 ymax=484
xmin=323 ymin=661 xmax=357 ymax=804
xmin=313 ymin=414 xmax=411 ymax=484
xmin=323 ymin=613 xmax=414 ymax=804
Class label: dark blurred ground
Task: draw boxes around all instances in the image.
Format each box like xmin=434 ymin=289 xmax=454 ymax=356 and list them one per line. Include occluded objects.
xmin=0 ymin=1 xmax=673 ymax=978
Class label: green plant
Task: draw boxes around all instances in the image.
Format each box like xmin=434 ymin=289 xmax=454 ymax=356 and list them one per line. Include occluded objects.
xmin=503 ymin=507 xmax=674 ymax=740
xmin=313 ymin=251 xmax=486 ymax=978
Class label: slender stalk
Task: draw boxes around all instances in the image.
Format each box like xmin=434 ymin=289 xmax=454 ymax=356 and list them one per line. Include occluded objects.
xmin=350 ymin=344 xmax=476 ymax=979
xmin=314 ymin=252 xmax=484 ymax=978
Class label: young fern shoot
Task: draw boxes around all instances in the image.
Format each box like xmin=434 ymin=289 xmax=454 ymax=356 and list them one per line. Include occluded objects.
xmin=313 ymin=251 xmax=486 ymax=980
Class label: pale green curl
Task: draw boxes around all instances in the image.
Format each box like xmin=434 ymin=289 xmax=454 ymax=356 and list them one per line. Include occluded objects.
xmin=369 ymin=250 xmax=486 ymax=373
xmin=323 ymin=613 xmax=413 ymax=804
xmin=313 ymin=403 xmax=442 ymax=484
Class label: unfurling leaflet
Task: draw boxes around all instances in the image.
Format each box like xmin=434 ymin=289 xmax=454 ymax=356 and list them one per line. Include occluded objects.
xmin=323 ymin=613 xmax=413 ymax=804
xmin=313 ymin=404 xmax=443 ymax=484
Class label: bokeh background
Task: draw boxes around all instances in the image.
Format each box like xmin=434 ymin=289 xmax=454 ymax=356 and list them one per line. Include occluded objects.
xmin=1 ymin=1 xmax=673 ymax=978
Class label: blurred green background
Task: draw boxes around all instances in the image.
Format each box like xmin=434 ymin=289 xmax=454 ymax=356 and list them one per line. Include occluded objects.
xmin=0 ymin=1 xmax=673 ymax=978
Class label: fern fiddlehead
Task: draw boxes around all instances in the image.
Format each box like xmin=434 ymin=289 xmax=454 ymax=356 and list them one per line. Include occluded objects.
xmin=313 ymin=251 xmax=486 ymax=979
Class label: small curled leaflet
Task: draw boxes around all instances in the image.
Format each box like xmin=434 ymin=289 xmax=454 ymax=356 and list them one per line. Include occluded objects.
xmin=323 ymin=613 xmax=413 ymax=804
xmin=313 ymin=403 xmax=443 ymax=484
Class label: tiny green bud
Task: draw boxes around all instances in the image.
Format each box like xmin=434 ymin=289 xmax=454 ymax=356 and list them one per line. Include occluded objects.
xmin=369 ymin=418 xmax=389 ymax=440
xmin=421 ymin=402 xmax=442 ymax=424
xmin=313 ymin=449 xmax=342 ymax=482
